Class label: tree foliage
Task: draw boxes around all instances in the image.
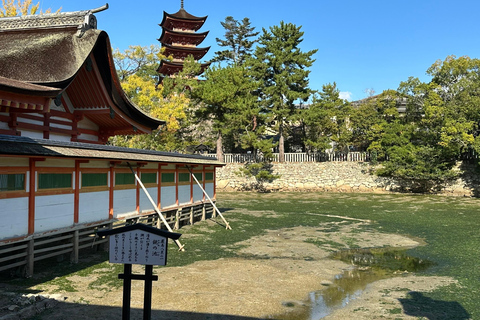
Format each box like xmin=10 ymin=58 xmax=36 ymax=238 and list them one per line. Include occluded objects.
xmin=303 ymin=83 xmax=351 ymax=152
xmin=110 ymin=46 xmax=197 ymax=152
xmin=250 ymin=21 xmax=317 ymax=162
xmin=212 ymin=16 xmax=259 ymax=66
xmin=361 ymin=56 xmax=479 ymax=192
xmin=0 ymin=0 xmax=59 ymax=16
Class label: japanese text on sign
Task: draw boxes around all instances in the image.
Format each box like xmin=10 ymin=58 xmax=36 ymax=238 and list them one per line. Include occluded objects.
xmin=109 ymin=230 xmax=167 ymax=266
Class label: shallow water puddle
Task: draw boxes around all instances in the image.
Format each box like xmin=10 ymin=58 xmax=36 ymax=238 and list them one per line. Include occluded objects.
xmin=273 ymin=248 xmax=433 ymax=320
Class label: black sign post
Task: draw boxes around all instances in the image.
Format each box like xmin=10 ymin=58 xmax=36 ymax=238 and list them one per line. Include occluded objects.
xmin=97 ymin=224 xmax=181 ymax=320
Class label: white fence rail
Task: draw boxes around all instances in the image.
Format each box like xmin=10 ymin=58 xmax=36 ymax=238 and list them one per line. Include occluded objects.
xmin=205 ymin=152 xmax=371 ymax=163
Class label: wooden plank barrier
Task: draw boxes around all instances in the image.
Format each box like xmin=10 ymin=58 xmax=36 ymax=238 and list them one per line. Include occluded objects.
xmin=0 ymin=202 xmax=216 ymax=276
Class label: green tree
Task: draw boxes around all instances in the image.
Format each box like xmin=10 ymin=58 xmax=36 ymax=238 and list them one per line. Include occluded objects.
xmin=114 ymin=45 xmax=162 ymax=82
xmin=303 ymin=83 xmax=351 ymax=153
xmin=212 ymin=16 xmax=259 ymax=66
xmin=193 ymin=64 xmax=263 ymax=162
xmin=376 ymin=76 xmax=475 ymax=192
xmin=349 ymin=90 xmax=400 ymax=158
xmin=250 ymin=21 xmax=317 ymax=162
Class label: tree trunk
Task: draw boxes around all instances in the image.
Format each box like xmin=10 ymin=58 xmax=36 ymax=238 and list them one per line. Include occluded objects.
xmin=216 ymin=132 xmax=224 ymax=163
xmin=279 ymin=125 xmax=285 ymax=163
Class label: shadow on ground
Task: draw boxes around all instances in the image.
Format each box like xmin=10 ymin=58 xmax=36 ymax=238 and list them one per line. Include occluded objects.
xmin=34 ymin=300 xmax=264 ymax=320
xmin=398 ymin=291 xmax=470 ymax=320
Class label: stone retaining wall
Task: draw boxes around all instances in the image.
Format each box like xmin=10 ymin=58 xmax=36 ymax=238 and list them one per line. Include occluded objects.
xmin=216 ymin=162 xmax=480 ymax=196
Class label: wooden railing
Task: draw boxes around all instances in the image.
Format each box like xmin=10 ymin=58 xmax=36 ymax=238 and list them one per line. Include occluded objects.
xmin=205 ymin=152 xmax=371 ymax=163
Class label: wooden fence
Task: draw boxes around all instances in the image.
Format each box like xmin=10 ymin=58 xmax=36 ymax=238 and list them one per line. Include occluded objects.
xmin=206 ymin=152 xmax=371 ymax=163
xmin=0 ymin=202 xmax=215 ymax=277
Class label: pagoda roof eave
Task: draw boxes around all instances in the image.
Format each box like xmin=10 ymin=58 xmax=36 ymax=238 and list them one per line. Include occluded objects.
xmin=158 ymin=28 xmax=209 ymax=45
xmin=160 ymin=9 xmax=207 ymax=24
xmin=162 ymin=43 xmax=210 ymax=53
xmin=157 ymin=60 xmax=211 ymax=76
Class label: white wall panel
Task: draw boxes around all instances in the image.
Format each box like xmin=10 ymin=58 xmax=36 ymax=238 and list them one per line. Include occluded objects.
xmin=79 ymin=191 xmax=109 ymax=223
xmin=35 ymin=194 xmax=74 ymax=232
xmin=160 ymin=186 xmax=176 ymax=208
xmin=193 ymin=184 xmax=203 ymax=202
xmin=205 ymin=183 xmax=214 ymax=199
xmin=140 ymin=187 xmax=157 ymax=213
xmin=113 ymin=189 xmax=136 ymax=218
xmin=178 ymin=185 xmax=190 ymax=205
xmin=0 ymin=197 xmax=28 ymax=240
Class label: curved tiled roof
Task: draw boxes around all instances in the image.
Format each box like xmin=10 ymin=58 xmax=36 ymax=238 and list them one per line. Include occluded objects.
xmin=0 ymin=10 xmax=165 ymax=132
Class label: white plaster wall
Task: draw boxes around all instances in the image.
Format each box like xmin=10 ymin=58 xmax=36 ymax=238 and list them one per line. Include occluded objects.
xmin=77 ymin=133 xmax=99 ymax=142
xmin=20 ymin=130 xmax=43 ymax=139
xmin=77 ymin=115 xmax=99 ymax=130
xmin=48 ymin=133 xmax=72 ymax=142
xmin=0 ymin=197 xmax=28 ymax=240
xmin=0 ymin=121 xmax=9 ymax=130
xmin=193 ymin=184 xmax=203 ymax=202
xmin=79 ymin=191 xmax=110 ymax=223
xmin=113 ymin=189 xmax=136 ymax=218
xmin=160 ymin=186 xmax=176 ymax=208
xmin=139 ymin=187 xmax=157 ymax=213
xmin=178 ymin=185 xmax=190 ymax=205
xmin=205 ymin=183 xmax=214 ymax=199
xmin=18 ymin=116 xmax=43 ymax=126
xmin=0 ymin=157 xmax=29 ymax=167
xmin=35 ymin=194 xmax=74 ymax=233
xmin=36 ymin=159 xmax=74 ymax=168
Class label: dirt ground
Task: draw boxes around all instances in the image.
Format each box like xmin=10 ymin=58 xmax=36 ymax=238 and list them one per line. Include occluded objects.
xmin=8 ymin=220 xmax=456 ymax=320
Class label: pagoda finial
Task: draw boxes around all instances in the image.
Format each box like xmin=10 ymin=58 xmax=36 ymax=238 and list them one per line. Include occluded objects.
xmin=181 ymin=0 xmax=184 ymax=9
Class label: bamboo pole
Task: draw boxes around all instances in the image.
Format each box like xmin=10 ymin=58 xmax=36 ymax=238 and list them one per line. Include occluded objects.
xmin=186 ymin=166 xmax=232 ymax=230
xmin=127 ymin=163 xmax=185 ymax=251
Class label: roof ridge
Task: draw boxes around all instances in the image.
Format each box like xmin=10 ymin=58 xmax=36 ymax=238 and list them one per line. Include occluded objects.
xmin=0 ymin=10 xmax=97 ymax=37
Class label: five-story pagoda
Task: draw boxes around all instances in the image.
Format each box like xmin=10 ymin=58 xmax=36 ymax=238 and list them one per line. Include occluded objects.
xmin=157 ymin=1 xmax=210 ymax=83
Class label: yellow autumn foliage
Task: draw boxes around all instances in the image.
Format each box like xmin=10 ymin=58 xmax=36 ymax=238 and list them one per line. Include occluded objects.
xmin=0 ymin=0 xmax=59 ymax=17
xmin=121 ymin=73 xmax=189 ymax=133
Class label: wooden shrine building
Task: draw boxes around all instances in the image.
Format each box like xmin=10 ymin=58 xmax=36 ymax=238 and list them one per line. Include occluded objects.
xmin=157 ymin=1 xmax=211 ymax=83
xmin=0 ymin=6 xmax=222 ymax=276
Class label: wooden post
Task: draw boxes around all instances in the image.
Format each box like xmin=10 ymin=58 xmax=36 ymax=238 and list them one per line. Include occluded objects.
xmin=201 ymin=203 xmax=206 ymax=221
xmin=72 ymin=229 xmax=79 ymax=263
xmin=175 ymin=209 xmax=180 ymax=230
xmin=143 ymin=265 xmax=154 ymax=320
xmin=119 ymin=264 xmax=132 ymax=320
xmin=190 ymin=206 xmax=194 ymax=225
xmin=26 ymin=239 xmax=34 ymax=277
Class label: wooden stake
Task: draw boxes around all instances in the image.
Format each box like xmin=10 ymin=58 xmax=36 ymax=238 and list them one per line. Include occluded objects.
xmin=127 ymin=163 xmax=185 ymax=251
xmin=186 ymin=166 xmax=232 ymax=230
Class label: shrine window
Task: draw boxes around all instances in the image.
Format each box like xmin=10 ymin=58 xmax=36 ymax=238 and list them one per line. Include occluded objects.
xmin=0 ymin=173 xmax=25 ymax=191
xmin=141 ymin=172 xmax=157 ymax=184
xmin=38 ymin=173 xmax=72 ymax=189
xmin=205 ymin=172 xmax=214 ymax=181
xmin=115 ymin=173 xmax=135 ymax=186
xmin=82 ymin=173 xmax=108 ymax=188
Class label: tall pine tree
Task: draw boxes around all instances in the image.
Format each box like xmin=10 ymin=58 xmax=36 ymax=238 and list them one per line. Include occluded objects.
xmin=250 ymin=21 xmax=317 ymax=162
xmin=212 ymin=16 xmax=259 ymax=66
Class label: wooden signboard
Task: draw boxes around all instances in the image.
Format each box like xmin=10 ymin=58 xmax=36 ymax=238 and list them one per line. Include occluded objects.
xmin=97 ymin=224 xmax=181 ymax=320
xmin=109 ymin=230 xmax=167 ymax=266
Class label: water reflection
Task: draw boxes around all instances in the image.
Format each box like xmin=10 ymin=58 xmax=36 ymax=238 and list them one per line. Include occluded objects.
xmin=273 ymin=248 xmax=433 ymax=320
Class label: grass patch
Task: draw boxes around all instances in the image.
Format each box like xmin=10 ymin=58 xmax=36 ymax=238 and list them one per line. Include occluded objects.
xmin=216 ymin=192 xmax=478 ymax=318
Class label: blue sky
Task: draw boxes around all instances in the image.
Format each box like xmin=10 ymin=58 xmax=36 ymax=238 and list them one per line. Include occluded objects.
xmin=38 ymin=0 xmax=479 ymax=101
